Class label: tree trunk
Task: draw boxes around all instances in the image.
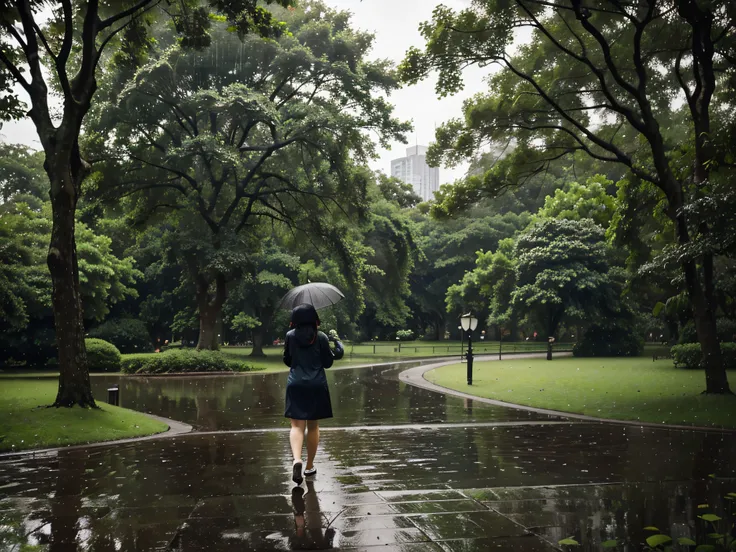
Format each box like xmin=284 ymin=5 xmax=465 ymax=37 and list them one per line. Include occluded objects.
xmin=197 ymin=304 xmax=221 ymax=350
xmin=46 ymin=157 xmax=95 ymax=408
xmin=683 ymin=256 xmax=730 ymax=393
xmin=251 ymin=331 xmax=266 ymax=358
xmin=196 ymin=274 xmax=227 ymax=351
xmin=662 ymin=5 xmax=728 ymax=393
xmin=670 ymin=194 xmax=731 ymax=393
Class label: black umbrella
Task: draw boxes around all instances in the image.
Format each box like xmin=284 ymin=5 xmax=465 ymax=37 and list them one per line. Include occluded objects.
xmin=279 ymin=282 xmax=345 ymax=311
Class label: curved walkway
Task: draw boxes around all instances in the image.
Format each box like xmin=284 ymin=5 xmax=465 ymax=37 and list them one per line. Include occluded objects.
xmin=399 ymin=354 xmax=736 ymax=433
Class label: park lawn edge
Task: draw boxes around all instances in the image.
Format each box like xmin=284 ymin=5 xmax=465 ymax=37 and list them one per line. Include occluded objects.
xmin=425 ymin=357 xmax=736 ymax=429
xmin=0 ymin=379 xmax=169 ymax=452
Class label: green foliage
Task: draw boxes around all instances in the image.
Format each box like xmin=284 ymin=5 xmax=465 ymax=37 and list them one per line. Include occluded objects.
xmin=536 ymin=175 xmax=616 ymax=229
xmin=573 ymin=324 xmax=644 ymax=358
xmin=230 ymin=313 xmax=261 ymax=333
xmin=376 ymin=172 xmax=422 ymax=209
xmin=0 ymin=200 xmax=141 ymax=366
xmin=446 ymin=241 xmax=518 ymax=335
xmin=646 ymin=534 xmax=672 ymax=548
xmin=88 ymin=2 xmax=409 ymax=349
xmin=671 ymin=343 xmax=736 ymax=370
xmin=121 ymin=350 xmax=257 ymax=374
xmin=85 ymin=339 xmax=122 ymax=373
xmin=360 ymin=194 xmax=418 ymax=330
xmin=88 ymin=319 xmax=153 ymax=354
xmin=411 ymin=206 xmax=530 ymax=340
xmin=0 ymin=144 xmax=47 ymax=203
xmin=396 ymin=330 xmax=414 ymax=341
xmin=513 ymin=219 xmax=612 ymax=337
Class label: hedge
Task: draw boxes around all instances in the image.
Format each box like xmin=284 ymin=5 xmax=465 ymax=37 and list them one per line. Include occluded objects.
xmin=89 ymin=319 xmax=154 ymax=354
xmin=573 ymin=324 xmax=643 ymax=357
xmin=85 ymin=338 xmax=122 ymax=372
xmin=670 ymin=342 xmax=736 ymax=369
xmin=121 ymin=349 xmax=258 ymax=374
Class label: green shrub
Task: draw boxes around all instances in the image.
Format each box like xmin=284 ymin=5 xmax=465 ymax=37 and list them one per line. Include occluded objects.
xmin=573 ymin=324 xmax=643 ymax=357
xmin=716 ymin=318 xmax=736 ymax=342
xmin=671 ymin=342 xmax=736 ymax=369
xmin=396 ymin=330 xmax=415 ymax=341
xmin=678 ymin=321 xmax=698 ymax=344
xmin=121 ymin=349 xmax=257 ymax=374
xmin=88 ymin=318 xmax=153 ymax=354
xmin=85 ymin=338 xmax=122 ymax=372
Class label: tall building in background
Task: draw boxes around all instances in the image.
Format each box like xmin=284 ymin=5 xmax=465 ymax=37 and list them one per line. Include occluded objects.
xmin=390 ymin=145 xmax=440 ymax=202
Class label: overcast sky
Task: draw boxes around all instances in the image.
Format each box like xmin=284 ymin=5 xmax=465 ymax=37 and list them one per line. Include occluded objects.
xmin=0 ymin=0 xmax=489 ymax=185
xmin=324 ymin=0 xmax=488 ymax=184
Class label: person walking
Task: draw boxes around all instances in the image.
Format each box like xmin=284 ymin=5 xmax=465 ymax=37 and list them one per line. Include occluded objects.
xmin=283 ymin=304 xmax=344 ymax=484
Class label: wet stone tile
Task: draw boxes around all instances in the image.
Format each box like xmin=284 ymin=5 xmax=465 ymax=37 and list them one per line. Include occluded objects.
xmin=338 ymin=527 xmax=429 ymax=548
xmin=306 ymin=491 xmax=385 ymax=508
xmin=437 ymin=536 xmax=558 ymax=551
xmin=340 ymin=503 xmax=399 ymax=517
xmin=107 ymin=505 xmax=194 ymax=522
xmin=410 ymin=511 xmax=527 ymax=541
xmin=389 ymin=500 xmax=487 ymax=515
xmin=332 ymin=513 xmax=417 ymax=532
xmin=344 ymin=542 xmax=444 ymax=551
xmin=377 ymin=490 xmax=467 ymax=502
xmin=170 ymin=529 xmax=293 ymax=551
xmin=190 ymin=495 xmax=293 ymax=517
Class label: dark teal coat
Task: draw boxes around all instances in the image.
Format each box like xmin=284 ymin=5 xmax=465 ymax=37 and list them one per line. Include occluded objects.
xmin=283 ymin=326 xmax=344 ymax=420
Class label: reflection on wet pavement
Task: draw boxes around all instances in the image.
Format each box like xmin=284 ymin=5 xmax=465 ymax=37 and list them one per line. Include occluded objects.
xmin=1 ymin=364 xmax=735 ymax=551
xmin=88 ymin=365 xmax=557 ymax=431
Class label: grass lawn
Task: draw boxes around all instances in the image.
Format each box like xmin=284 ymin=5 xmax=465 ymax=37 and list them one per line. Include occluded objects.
xmin=0 ymin=379 xmax=168 ymax=452
xmin=426 ymin=357 xmax=736 ymax=428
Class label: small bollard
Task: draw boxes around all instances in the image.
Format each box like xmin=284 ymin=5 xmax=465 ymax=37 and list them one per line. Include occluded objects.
xmin=107 ymin=386 xmax=119 ymax=406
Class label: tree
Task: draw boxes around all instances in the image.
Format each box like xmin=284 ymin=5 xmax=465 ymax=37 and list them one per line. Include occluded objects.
xmin=0 ymin=201 xmax=140 ymax=365
xmin=401 ymin=0 xmax=735 ymax=392
xmin=446 ymin=238 xmax=518 ymax=339
xmin=375 ymin=172 xmax=422 ymax=209
xmin=0 ymin=0 xmax=293 ymax=405
xmin=358 ymin=187 xmax=418 ymax=339
xmin=0 ymin=143 xmax=46 ymax=202
xmin=513 ymin=219 xmax=613 ymax=360
xmin=91 ymin=3 xmax=408 ymax=349
xmin=226 ymin=243 xmax=299 ymax=356
xmin=410 ymin=206 xmax=531 ymax=339
xmin=537 ymin=175 xmax=616 ymax=228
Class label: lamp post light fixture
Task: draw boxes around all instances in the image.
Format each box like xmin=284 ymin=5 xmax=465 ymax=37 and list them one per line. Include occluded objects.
xmin=460 ymin=313 xmax=479 ymax=385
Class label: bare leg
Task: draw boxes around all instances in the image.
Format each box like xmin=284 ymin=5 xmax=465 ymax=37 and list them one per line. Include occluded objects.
xmin=290 ymin=419 xmax=306 ymax=463
xmin=306 ymin=420 xmax=319 ymax=470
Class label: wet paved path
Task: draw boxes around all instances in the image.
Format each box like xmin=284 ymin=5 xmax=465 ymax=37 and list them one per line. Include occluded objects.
xmin=1 ymin=361 xmax=735 ymax=551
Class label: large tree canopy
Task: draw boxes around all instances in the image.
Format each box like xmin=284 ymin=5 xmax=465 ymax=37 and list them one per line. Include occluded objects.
xmin=89 ymin=1 xmax=409 ymax=349
xmin=0 ymin=0 xmax=294 ymax=406
xmin=401 ymin=0 xmax=736 ymax=393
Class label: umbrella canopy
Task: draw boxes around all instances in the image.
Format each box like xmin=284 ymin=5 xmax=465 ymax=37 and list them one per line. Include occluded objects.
xmin=279 ymin=282 xmax=345 ymax=311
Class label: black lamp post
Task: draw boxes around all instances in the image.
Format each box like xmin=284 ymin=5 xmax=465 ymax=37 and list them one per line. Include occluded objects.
xmin=460 ymin=313 xmax=479 ymax=385
xmin=499 ymin=327 xmax=503 ymax=361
